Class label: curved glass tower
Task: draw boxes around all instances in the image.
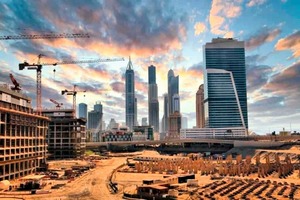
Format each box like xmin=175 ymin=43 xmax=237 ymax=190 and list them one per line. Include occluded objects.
xmin=204 ymin=38 xmax=248 ymax=129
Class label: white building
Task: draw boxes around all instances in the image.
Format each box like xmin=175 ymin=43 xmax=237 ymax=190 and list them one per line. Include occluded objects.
xmin=180 ymin=127 xmax=247 ymax=139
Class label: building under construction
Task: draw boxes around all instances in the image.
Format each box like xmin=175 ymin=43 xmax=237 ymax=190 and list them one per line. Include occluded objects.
xmin=0 ymin=84 xmax=49 ymax=181
xmin=42 ymin=109 xmax=86 ymax=159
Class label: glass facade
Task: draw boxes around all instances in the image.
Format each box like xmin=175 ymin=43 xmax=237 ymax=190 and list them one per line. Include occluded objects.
xmin=126 ymin=59 xmax=135 ymax=130
xmin=204 ymin=38 xmax=248 ymax=129
xmin=204 ymin=69 xmax=244 ymax=128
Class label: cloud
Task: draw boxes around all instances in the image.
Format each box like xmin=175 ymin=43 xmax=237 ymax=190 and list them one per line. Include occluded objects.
xmin=264 ymin=61 xmax=300 ymax=95
xmin=275 ymin=31 xmax=300 ymax=58
xmin=249 ymin=61 xmax=300 ymax=118
xmin=194 ymin=22 xmax=206 ymax=36
xmin=246 ymin=0 xmax=267 ymax=7
xmin=209 ymin=0 xmax=242 ymax=36
xmin=110 ymin=81 xmax=124 ymax=93
xmin=245 ymin=28 xmax=281 ymax=50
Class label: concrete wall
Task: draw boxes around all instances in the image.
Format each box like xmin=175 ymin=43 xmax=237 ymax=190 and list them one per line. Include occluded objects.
xmin=234 ymin=140 xmax=285 ymax=148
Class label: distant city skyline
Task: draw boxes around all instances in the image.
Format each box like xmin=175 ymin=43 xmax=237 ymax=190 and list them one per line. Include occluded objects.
xmin=0 ymin=0 xmax=299 ymax=134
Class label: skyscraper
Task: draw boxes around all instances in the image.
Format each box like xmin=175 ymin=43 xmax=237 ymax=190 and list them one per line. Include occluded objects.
xmin=181 ymin=116 xmax=188 ymax=129
xmin=148 ymin=65 xmax=159 ymax=132
xmin=172 ymin=94 xmax=180 ymax=112
xmin=125 ymin=57 xmax=135 ymax=130
xmin=134 ymin=97 xmax=138 ymax=126
xmin=162 ymin=93 xmax=168 ymax=133
xmin=88 ymin=102 xmax=103 ymax=130
xmin=142 ymin=117 xmax=147 ymax=126
xmin=204 ymin=38 xmax=248 ymax=129
xmin=196 ymin=84 xmax=205 ymax=128
xmin=167 ymin=69 xmax=179 ymax=115
xmin=168 ymin=111 xmax=181 ymax=139
xmin=78 ymin=103 xmax=87 ymax=119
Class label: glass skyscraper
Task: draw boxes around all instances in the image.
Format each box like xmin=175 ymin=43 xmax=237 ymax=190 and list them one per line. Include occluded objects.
xmin=125 ymin=57 xmax=135 ymax=130
xmin=204 ymin=38 xmax=248 ymax=129
xmin=78 ymin=103 xmax=87 ymax=119
xmin=148 ymin=65 xmax=159 ymax=132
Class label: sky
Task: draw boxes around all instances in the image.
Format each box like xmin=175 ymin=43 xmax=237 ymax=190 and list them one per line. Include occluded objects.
xmin=0 ymin=0 xmax=299 ymax=134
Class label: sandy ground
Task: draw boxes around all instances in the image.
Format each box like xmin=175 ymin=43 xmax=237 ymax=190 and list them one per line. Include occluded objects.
xmin=0 ymin=157 xmax=127 ymax=200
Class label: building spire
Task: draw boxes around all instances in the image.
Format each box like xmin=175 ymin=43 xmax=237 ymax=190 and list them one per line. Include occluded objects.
xmin=127 ymin=56 xmax=133 ymax=70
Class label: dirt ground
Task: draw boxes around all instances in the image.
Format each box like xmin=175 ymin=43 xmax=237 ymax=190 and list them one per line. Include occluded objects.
xmin=0 ymin=157 xmax=127 ymax=200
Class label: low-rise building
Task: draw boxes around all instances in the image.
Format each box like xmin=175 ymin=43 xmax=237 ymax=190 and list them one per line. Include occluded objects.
xmin=180 ymin=127 xmax=247 ymax=139
xmin=133 ymin=126 xmax=154 ymax=141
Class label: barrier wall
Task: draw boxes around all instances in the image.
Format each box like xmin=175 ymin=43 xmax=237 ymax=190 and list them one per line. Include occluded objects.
xmin=234 ymin=140 xmax=285 ymax=148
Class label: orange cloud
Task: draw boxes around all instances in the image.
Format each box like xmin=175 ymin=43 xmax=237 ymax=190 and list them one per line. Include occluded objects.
xmin=275 ymin=31 xmax=300 ymax=58
xmin=246 ymin=0 xmax=267 ymax=7
xmin=194 ymin=22 xmax=206 ymax=36
xmin=209 ymin=0 xmax=242 ymax=36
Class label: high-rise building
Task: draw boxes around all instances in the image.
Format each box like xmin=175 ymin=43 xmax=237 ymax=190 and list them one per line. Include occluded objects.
xmin=162 ymin=94 xmax=168 ymax=133
xmin=125 ymin=57 xmax=135 ymax=130
xmin=134 ymin=97 xmax=138 ymax=126
xmin=172 ymin=94 xmax=180 ymax=112
xmin=181 ymin=116 xmax=188 ymax=129
xmin=148 ymin=65 xmax=159 ymax=132
xmin=196 ymin=84 xmax=205 ymax=128
xmin=168 ymin=111 xmax=181 ymax=139
xmin=167 ymin=69 xmax=179 ymax=115
xmin=78 ymin=103 xmax=87 ymax=119
xmin=142 ymin=117 xmax=147 ymax=126
xmin=204 ymin=38 xmax=248 ymax=129
xmin=88 ymin=102 xmax=103 ymax=130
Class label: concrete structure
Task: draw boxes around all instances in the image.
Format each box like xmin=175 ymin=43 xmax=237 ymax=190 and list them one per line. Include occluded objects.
xmin=88 ymin=102 xmax=103 ymax=130
xmin=168 ymin=111 xmax=181 ymax=139
xmin=204 ymin=38 xmax=248 ymax=129
xmin=180 ymin=127 xmax=247 ymax=139
xmin=42 ymin=109 xmax=86 ymax=159
xmin=196 ymin=84 xmax=205 ymax=128
xmin=0 ymin=85 xmax=49 ymax=181
xmin=148 ymin=65 xmax=159 ymax=133
xmin=78 ymin=103 xmax=87 ymax=119
xmin=125 ymin=57 xmax=136 ymax=130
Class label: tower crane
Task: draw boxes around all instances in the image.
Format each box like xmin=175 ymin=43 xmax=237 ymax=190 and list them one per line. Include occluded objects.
xmin=61 ymin=85 xmax=86 ymax=117
xmin=0 ymin=33 xmax=89 ymax=40
xmin=49 ymin=99 xmax=63 ymax=109
xmin=19 ymin=55 xmax=124 ymax=114
xmin=9 ymin=73 xmax=21 ymax=91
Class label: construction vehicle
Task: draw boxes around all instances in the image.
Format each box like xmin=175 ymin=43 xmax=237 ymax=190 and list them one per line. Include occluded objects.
xmin=9 ymin=73 xmax=21 ymax=91
xmin=19 ymin=54 xmax=124 ymax=114
xmin=49 ymin=99 xmax=63 ymax=109
xmin=61 ymin=85 xmax=86 ymax=117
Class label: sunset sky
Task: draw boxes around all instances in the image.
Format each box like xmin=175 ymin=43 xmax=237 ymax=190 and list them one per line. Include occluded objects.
xmin=0 ymin=0 xmax=299 ymax=134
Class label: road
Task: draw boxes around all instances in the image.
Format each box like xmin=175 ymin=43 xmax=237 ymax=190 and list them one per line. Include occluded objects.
xmin=23 ymin=157 xmax=127 ymax=200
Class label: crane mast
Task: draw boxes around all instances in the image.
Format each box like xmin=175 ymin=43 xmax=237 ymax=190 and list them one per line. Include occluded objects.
xmin=19 ymin=54 xmax=124 ymax=114
xmin=0 ymin=33 xmax=90 ymax=40
xmin=61 ymin=85 xmax=86 ymax=117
